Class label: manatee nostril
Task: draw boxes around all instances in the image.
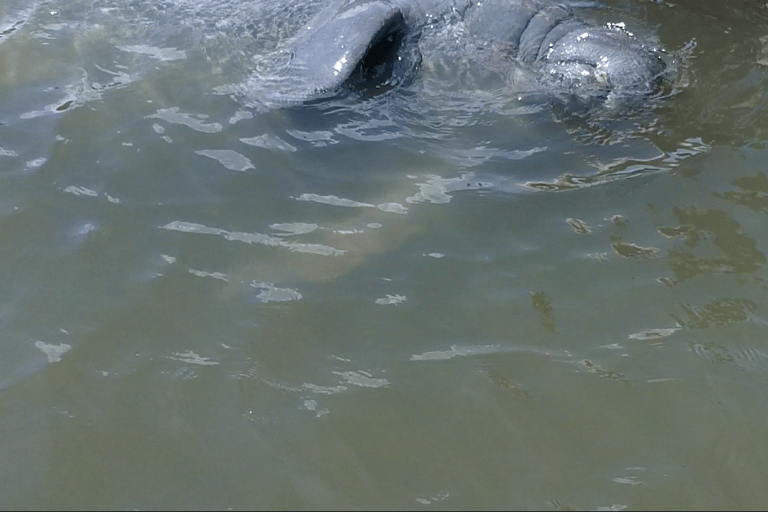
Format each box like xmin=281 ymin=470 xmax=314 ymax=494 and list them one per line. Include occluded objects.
xmin=344 ymin=15 xmax=411 ymax=94
xmin=359 ymin=30 xmax=403 ymax=80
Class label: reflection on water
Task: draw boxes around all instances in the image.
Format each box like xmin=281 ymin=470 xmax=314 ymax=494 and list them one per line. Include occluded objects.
xmin=3 ymin=0 xmax=768 ymax=509
xmin=661 ymin=206 xmax=767 ymax=282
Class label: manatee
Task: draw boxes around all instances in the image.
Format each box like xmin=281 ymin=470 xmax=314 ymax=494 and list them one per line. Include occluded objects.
xmin=271 ymin=0 xmax=665 ymax=104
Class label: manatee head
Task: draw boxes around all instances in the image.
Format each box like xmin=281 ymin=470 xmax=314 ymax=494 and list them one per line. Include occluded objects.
xmin=538 ymin=25 xmax=667 ymax=99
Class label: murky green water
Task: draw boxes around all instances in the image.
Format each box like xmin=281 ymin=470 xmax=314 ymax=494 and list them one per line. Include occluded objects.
xmin=2 ymin=0 xmax=768 ymax=509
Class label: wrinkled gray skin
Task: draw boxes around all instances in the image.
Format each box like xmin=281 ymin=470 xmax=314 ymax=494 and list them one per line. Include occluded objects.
xmin=280 ymin=0 xmax=665 ymax=103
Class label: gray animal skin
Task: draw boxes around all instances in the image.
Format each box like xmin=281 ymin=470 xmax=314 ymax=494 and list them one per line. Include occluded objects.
xmin=280 ymin=0 xmax=665 ymax=103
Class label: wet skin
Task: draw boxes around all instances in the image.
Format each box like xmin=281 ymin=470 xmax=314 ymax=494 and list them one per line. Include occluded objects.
xmin=279 ymin=0 xmax=665 ymax=103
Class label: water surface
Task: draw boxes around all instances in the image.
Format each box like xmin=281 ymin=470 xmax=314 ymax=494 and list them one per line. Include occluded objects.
xmin=2 ymin=0 xmax=768 ymax=509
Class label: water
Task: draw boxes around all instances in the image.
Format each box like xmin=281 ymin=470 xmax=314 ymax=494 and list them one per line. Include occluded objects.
xmin=2 ymin=0 xmax=768 ymax=509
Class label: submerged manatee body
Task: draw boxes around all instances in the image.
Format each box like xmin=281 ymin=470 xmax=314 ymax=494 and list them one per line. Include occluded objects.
xmin=272 ymin=0 xmax=666 ymax=105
